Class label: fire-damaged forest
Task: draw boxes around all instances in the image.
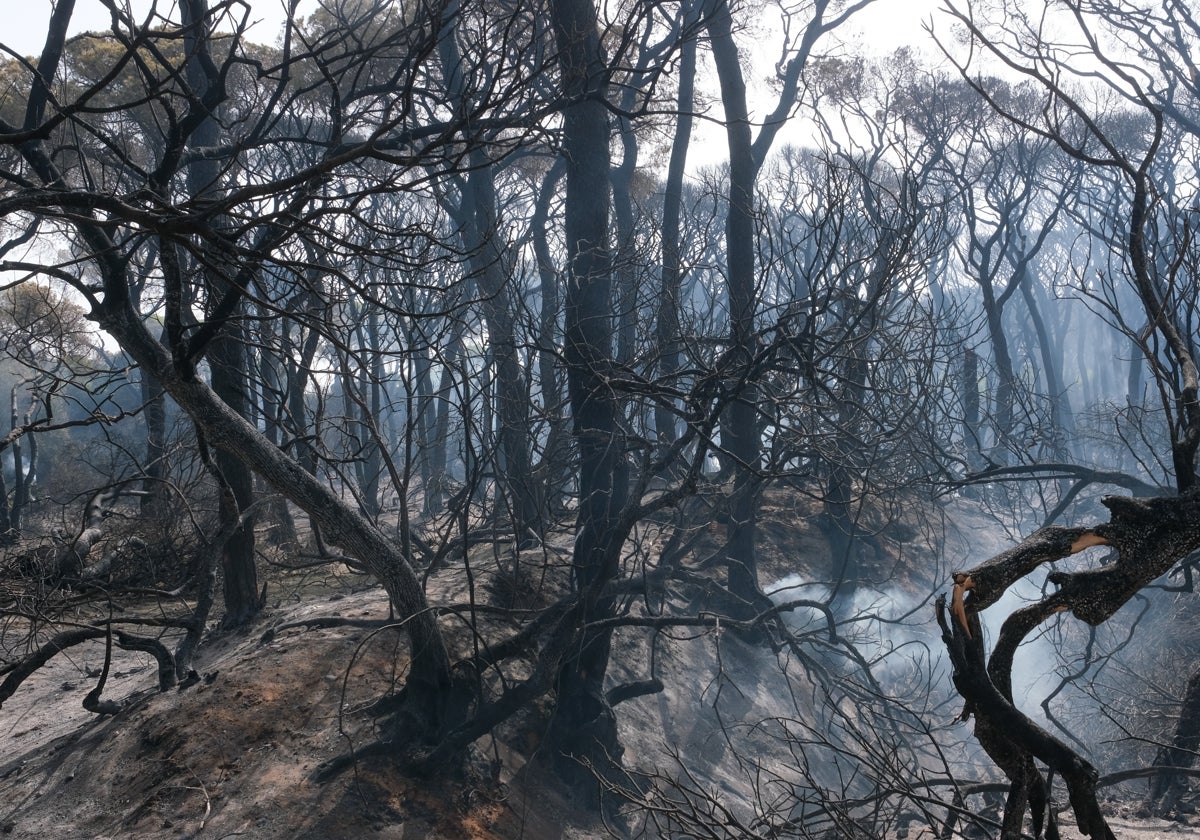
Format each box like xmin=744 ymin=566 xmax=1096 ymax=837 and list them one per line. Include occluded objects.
xmin=1 ymin=0 xmax=1199 ymax=838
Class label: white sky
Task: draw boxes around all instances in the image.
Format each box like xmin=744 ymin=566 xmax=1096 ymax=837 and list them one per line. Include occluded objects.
xmin=3 ymin=0 xmax=948 ymax=169
xmin=6 ymin=0 xmax=947 ymax=60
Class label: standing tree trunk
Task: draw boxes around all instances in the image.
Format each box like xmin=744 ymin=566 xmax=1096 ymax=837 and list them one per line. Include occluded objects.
xmin=209 ymin=320 xmax=261 ymax=627
xmin=1020 ymin=275 xmax=1073 ymax=460
xmin=463 ymin=164 xmax=541 ymax=544
xmin=8 ymin=385 xmax=28 ymax=540
xmin=701 ymin=0 xmax=873 ymax=616
xmin=547 ymin=0 xmax=628 ymax=776
xmin=254 ymin=302 xmax=297 ymax=545
xmin=436 ymin=13 xmax=542 ymax=545
xmin=181 ymin=0 xmax=259 ymax=628
xmin=706 ymin=0 xmax=763 ymax=618
xmin=1148 ymin=667 xmax=1200 ymax=816
xmin=531 ymin=160 xmax=570 ymax=510
xmin=140 ymin=369 xmax=169 ymax=517
xmin=653 ymin=5 xmax=698 ymax=452
xmin=980 ymin=277 xmax=1018 ymax=464
xmin=612 ymin=109 xmax=640 ymax=369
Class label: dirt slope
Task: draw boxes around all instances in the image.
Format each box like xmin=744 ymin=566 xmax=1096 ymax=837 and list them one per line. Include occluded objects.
xmin=0 ymin=587 xmax=600 ymax=840
xmin=2 ymin=497 xmax=1197 ymax=839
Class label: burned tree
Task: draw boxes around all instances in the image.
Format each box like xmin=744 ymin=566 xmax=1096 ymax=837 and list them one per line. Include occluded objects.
xmin=939 ymin=490 xmax=1200 ymax=837
xmin=937 ymin=1 xmax=1200 ymax=822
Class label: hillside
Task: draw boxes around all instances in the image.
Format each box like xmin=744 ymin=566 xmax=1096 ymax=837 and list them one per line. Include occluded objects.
xmin=1 ymin=495 xmax=1197 ymax=839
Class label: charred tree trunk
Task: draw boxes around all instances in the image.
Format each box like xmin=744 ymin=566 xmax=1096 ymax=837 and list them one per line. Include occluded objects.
xmin=464 ymin=165 xmax=541 ymax=544
xmin=531 ymin=160 xmax=570 ymax=511
xmin=824 ymin=348 xmax=868 ymax=597
xmin=547 ymin=0 xmax=627 ymax=781
xmin=612 ymin=110 xmax=639 ymax=369
xmin=653 ymin=4 xmax=698 ymax=452
xmin=414 ymin=340 xmax=439 ymax=514
xmin=939 ymin=490 xmax=1200 ymax=838
xmin=140 ymin=368 xmax=169 ymax=518
xmin=436 ymin=15 xmax=541 ymax=545
xmin=8 ymin=386 xmax=27 ymax=540
xmin=209 ymin=320 xmax=261 ymax=628
xmin=424 ymin=320 xmax=464 ymax=517
xmin=707 ymin=0 xmax=763 ymax=618
xmin=1020 ymin=275 xmax=1073 ymax=460
xmin=0 ymin=456 xmax=11 ymax=545
xmin=961 ymin=348 xmax=985 ymax=475
xmin=981 ymin=282 xmax=1018 ymax=465
xmin=344 ymin=305 xmax=385 ymax=521
xmin=1148 ymin=666 xmax=1200 ymax=815
xmin=255 ymin=306 xmax=297 ymax=546
xmin=181 ymin=0 xmax=258 ymax=629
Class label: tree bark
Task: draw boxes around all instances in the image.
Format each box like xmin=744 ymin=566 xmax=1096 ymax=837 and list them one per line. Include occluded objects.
xmin=547 ymin=0 xmax=627 ymax=775
xmin=653 ymin=2 xmax=699 ymax=452
xmin=941 ymin=490 xmax=1200 ymax=838
xmin=436 ymin=12 xmax=541 ymax=544
xmin=181 ymin=0 xmax=259 ymax=628
xmin=139 ymin=367 xmax=169 ymax=517
xmin=706 ymin=0 xmax=763 ymax=617
xmin=1148 ymin=666 xmax=1200 ymax=815
xmin=531 ymin=160 xmax=571 ymax=510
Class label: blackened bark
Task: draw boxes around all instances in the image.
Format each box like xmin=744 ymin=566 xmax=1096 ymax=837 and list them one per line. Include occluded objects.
xmin=941 ymin=490 xmax=1200 ymax=837
xmin=210 ymin=321 xmax=261 ymax=628
xmin=1020 ymin=275 xmax=1072 ymax=459
xmin=825 ymin=348 xmax=869 ymax=596
xmin=0 ymin=454 xmax=11 ymax=544
xmin=8 ymin=387 xmax=27 ymax=539
xmin=1148 ymin=666 xmax=1200 ymax=814
xmin=961 ymin=348 xmax=984 ymax=473
xmin=435 ymin=6 xmax=542 ymax=544
xmin=531 ymin=160 xmax=571 ymax=510
xmin=254 ymin=304 xmax=297 ymax=545
xmin=548 ymin=0 xmax=627 ymax=775
xmin=414 ymin=341 xmax=440 ymax=514
xmin=462 ymin=163 xmax=541 ymax=543
xmin=653 ymin=6 xmax=698 ymax=451
xmin=706 ymin=0 xmax=762 ymax=616
xmin=140 ymin=369 xmax=168 ymax=516
xmin=980 ymin=278 xmax=1017 ymax=463
xmin=181 ymin=0 xmax=258 ymax=629
xmin=1128 ymin=175 xmax=1200 ymax=492
xmin=612 ymin=109 xmax=639 ymax=368
xmin=424 ymin=320 xmax=464 ymax=517
xmin=347 ymin=306 xmax=385 ymax=520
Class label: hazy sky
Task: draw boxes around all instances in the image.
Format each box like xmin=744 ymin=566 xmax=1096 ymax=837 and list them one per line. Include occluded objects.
xmin=4 ymin=0 xmax=946 ymax=168
xmin=7 ymin=0 xmax=300 ymax=56
xmin=7 ymin=0 xmax=946 ymax=60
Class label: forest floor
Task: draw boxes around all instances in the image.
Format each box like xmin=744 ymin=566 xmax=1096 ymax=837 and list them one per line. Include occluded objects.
xmin=2 ymin=496 xmax=1198 ymax=838
xmin=0 ymin=579 xmax=602 ymax=839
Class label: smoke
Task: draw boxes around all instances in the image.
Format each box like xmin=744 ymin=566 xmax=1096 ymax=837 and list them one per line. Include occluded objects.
xmin=766 ymin=574 xmax=834 ymax=635
xmin=978 ymin=575 xmax=1063 ymax=722
xmin=2 ymin=451 xmax=34 ymax=483
xmin=766 ymin=573 xmax=945 ymax=704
